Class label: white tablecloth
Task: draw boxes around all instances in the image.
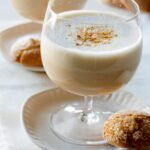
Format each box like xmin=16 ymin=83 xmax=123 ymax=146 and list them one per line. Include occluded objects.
xmin=0 ymin=14 xmax=150 ymax=150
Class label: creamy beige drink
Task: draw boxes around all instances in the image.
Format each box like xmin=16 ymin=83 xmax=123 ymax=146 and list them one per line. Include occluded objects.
xmin=51 ymin=0 xmax=86 ymax=13
xmin=10 ymin=0 xmax=49 ymax=21
xmin=10 ymin=0 xmax=86 ymax=22
xmin=41 ymin=11 xmax=142 ymax=96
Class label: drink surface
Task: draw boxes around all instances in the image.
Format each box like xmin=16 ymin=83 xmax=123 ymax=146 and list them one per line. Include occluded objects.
xmin=45 ymin=11 xmax=141 ymax=53
xmin=42 ymin=10 xmax=142 ymax=96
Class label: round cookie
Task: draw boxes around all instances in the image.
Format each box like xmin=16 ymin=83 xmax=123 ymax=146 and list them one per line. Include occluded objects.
xmin=103 ymin=110 xmax=150 ymax=148
xmin=11 ymin=38 xmax=43 ymax=67
xmin=135 ymin=0 xmax=150 ymax=12
xmin=105 ymin=0 xmax=150 ymax=12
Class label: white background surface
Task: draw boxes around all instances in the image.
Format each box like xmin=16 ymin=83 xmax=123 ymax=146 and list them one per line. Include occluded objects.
xmin=0 ymin=1 xmax=150 ymax=150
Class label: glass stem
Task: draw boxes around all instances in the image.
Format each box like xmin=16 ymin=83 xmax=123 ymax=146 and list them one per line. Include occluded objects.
xmin=84 ymin=96 xmax=94 ymax=114
xmin=81 ymin=96 xmax=94 ymax=122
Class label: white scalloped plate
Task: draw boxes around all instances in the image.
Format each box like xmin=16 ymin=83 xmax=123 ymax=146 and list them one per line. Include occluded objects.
xmin=22 ymin=88 xmax=150 ymax=150
xmin=0 ymin=22 xmax=44 ymax=72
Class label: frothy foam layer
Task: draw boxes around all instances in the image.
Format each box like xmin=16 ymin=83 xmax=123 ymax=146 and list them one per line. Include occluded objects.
xmin=45 ymin=11 xmax=141 ymax=52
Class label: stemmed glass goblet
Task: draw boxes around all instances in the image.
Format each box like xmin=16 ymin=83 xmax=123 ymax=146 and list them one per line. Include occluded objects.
xmin=41 ymin=0 xmax=142 ymax=145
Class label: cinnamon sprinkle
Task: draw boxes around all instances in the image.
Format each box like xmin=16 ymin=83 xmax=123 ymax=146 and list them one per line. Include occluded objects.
xmin=75 ymin=26 xmax=118 ymax=47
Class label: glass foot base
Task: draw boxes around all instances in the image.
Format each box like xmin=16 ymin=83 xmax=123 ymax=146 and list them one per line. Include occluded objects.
xmin=49 ymin=104 xmax=113 ymax=145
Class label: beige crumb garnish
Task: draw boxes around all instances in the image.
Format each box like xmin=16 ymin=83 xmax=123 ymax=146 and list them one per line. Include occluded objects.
xmin=75 ymin=25 xmax=117 ymax=47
